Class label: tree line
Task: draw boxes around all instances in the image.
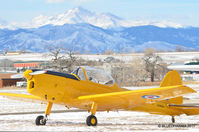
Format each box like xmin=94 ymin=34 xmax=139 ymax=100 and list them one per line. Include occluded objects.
xmin=46 ymin=45 xmax=169 ymax=86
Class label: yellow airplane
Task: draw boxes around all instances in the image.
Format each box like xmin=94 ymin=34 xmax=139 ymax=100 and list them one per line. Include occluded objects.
xmin=0 ymin=66 xmax=198 ymax=126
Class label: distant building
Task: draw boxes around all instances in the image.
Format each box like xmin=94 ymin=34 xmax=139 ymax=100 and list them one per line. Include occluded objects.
xmin=182 ymin=62 xmax=199 ymax=81
xmin=104 ymin=57 xmax=120 ymax=63
xmin=6 ymin=51 xmax=21 ymax=55
xmin=0 ymin=78 xmax=23 ymax=88
xmin=181 ymin=74 xmax=199 ymax=81
xmin=0 ymin=73 xmax=21 ymax=88
xmin=14 ymin=61 xmax=49 ymax=69
xmin=14 ymin=61 xmax=43 ymax=69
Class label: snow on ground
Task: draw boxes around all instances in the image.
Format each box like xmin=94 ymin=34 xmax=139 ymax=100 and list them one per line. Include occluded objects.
xmin=1 ymin=52 xmax=199 ymax=63
xmin=0 ymin=85 xmax=199 ymax=131
xmin=1 ymin=111 xmax=199 ymax=131
xmin=0 ymin=53 xmax=51 ymax=61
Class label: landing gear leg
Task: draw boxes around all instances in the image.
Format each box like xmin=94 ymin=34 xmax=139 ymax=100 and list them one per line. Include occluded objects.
xmin=35 ymin=102 xmax=53 ymax=126
xmin=86 ymin=102 xmax=98 ymax=126
xmin=171 ymin=116 xmax=175 ymax=123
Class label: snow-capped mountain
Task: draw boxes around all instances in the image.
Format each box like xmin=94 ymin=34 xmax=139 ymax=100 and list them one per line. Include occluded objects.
xmin=0 ymin=18 xmax=9 ymax=29
xmin=29 ymin=7 xmax=183 ymax=29
xmin=7 ymin=7 xmax=182 ymax=29
xmin=25 ymin=7 xmax=123 ymax=29
xmin=0 ymin=24 xmax=198 ymax=53
xmin=0 ymin=24 xmax=133 ymax=53
xmin=0 ymin=7 xmax=198 ymax=54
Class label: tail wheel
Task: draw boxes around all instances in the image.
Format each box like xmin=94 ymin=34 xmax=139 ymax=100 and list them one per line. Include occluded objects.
xmin=86 ymin=115 xmax=97 ymax=126
xmin=35 ymin=115 xmax=46 ymax=125
xmin=171 ymin=116 xmax=175 ymax=123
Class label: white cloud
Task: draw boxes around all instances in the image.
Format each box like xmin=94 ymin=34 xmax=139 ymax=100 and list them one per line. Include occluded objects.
xmin=46 ymin=0 xmax=65 ymax=3
xmin=46 ymin=0 xmax=93 ymax=3
xmin=46 ymin=0 xmax=68 ymax=3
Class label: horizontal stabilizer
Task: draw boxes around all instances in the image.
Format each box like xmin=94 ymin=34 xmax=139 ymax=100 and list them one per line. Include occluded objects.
xmin=169 ymin=104 xmax=199 ymax=115
xmin=169 ymin=104 xmax=199 ymax=107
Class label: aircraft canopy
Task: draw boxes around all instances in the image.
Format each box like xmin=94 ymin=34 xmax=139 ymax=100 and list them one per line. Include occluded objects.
xmin=72 ymin=66 xmax=115 ymax=86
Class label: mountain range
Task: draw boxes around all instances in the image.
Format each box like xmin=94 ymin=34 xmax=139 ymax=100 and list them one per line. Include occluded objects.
xmin=0 ymin=7 xmax=199 ymax=53
xmin=0 ymin=7 xmax=183 ymax=29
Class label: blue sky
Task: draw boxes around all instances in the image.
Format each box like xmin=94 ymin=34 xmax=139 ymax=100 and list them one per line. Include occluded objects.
xmin=0 ymin=0 xmax=199 ymax=26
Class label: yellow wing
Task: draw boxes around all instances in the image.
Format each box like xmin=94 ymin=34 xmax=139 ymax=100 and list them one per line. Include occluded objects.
xmin=0 ymin=92 xmax=45 ymax=103
xmin=78 ymin=85 xmax=196 ymax=110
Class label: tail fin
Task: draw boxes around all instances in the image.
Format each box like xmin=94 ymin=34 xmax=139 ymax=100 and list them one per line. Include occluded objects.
xmin=160 ymin=70 xmax=182 ymax=87
xmin=160 ymin=71 xmax=183 ymax=104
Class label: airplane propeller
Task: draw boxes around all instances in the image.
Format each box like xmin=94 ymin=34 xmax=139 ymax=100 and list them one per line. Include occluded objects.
xmin=29 ymin=70 xmax=46 ymax=75
xmin=10 ymin=70 xmax=46 ymax=79
xmin=10 ymin=73 xmax=24 ymax=79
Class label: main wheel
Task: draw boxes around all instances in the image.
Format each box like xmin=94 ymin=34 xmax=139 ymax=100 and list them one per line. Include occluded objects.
xmin=86 ymin=115 xmax=97 ymax=126
xmin=35 ymin=115 xmax=46 ymax=125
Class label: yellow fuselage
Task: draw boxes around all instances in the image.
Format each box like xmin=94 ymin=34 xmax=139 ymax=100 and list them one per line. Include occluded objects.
xmin=24 ymin=69 xmax=186 ymax=116
xmin=25 ymin=69 xmax=125 ymax=108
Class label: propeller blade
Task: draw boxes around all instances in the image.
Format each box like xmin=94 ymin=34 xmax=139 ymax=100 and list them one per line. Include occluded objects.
xmin=11 ymin=70 xmax=47 ymax=79
xmin=29 ymin=70 xmax=46 ymax=75
xmin=10 ymin=74 xmax=24 ymax=79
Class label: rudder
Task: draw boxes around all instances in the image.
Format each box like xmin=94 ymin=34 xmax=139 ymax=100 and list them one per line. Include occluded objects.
xmin=160 ymin=70 xmax=182 ymax=87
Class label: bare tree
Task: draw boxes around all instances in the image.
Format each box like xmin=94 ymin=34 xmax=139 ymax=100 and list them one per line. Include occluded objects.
xmin=111 ymin=65 xmax=125 ymax=86
xmin=104 ymin=50 xmax=113 ymax=55
xmin=47 ymin=44 xmax=64 ymax=62
xmin=47 ymin=44 xmax=65 ymax=71
xmin=0 ymin=59 xmax=14 ymax=72
xmin=65 ymin=45 xmax=78 ymax=72
xmin=47 ymin=44 xmax=78 ymax=72
xmin=130 ymin=58 xmax=149 ymax=85
xmin=110 ymin=58 xmax=149 ymax=86
xmin=143 ymin=48 xmax=163 ymax=82
xmin=175 ymin=45 xmax=185 ymax=52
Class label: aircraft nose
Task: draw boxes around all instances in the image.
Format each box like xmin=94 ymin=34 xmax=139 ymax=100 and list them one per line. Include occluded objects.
xmin=24 ymin=70 xmax=33 ymax=80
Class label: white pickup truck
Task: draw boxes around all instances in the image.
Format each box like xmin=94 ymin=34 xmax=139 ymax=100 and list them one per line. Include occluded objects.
xmin=16 ymin=81 xmax=27 ymax=87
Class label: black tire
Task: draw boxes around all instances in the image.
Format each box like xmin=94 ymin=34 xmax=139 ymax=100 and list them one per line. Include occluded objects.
xmin=172 ymin=116 xmax=175 ymax=123
xmin=86 ymin=115 xmax=97 ymax=126
xmin=35 ymin=115 xmax=46 ymax=125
